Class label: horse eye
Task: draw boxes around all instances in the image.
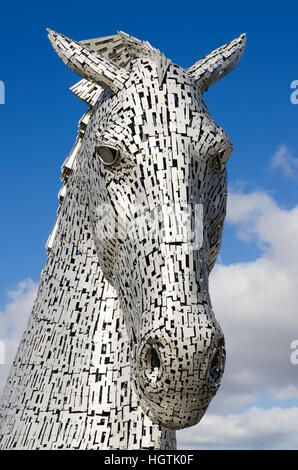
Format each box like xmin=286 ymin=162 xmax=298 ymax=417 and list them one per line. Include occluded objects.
xmin=218 ymin=146 xmax=233 ymax=164
xmin=96 ymin=146 xmax=119 ymax=166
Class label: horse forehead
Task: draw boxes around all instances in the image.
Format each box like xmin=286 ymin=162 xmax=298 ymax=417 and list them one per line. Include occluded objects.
xmin=94 ymin=60 xmax=214 ymax=136
xmin=128 ymin=58 xmax=193 ymax=90
xmin=111 ymin=64 xmax=206 ymax=127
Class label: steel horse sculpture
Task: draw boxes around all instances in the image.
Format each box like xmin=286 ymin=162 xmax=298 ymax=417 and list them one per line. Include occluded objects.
xmin=0 ymin=30 xmax=246 ymax=449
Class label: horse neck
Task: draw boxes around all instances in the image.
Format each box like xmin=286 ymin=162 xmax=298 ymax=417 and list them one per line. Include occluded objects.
xmin=0 ymin=155 xmax=176 ymax=450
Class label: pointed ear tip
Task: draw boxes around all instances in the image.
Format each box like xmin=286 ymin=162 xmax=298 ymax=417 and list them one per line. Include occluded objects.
xmin=46 ymin=28 xmax=57 ymax=41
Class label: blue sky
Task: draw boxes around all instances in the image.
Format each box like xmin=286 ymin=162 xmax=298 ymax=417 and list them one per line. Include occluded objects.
xmin=0 ymin=0 xmax=298 ymax=449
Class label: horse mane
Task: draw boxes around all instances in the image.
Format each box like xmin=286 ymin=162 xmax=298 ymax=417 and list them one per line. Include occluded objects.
xmin=70 ymin=31 xmax=172 ymax=106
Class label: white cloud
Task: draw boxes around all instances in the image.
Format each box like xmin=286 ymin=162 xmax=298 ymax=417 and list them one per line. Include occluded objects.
xmin=179 ymin=189 xmax=298 ymax=448
xmin=211 ymin=190 xmax=298 ymax=400
xmin=179 ymin=407 xmax=298 ymax=449
xmin=270 ymin=144 xmax=298 ymax=177
xmin=0 ymin=279 xmax=37 ymax=393
xmin=273 ymin=385 xmax=298 ymax=401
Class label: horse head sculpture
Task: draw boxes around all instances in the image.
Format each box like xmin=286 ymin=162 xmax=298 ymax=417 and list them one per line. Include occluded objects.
xmin=47 ymin=29 xmax=245 ymax=430
xmin=0 ymin=30 xmax=245 ymax=450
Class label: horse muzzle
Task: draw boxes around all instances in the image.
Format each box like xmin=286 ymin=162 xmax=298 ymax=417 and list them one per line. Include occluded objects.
xmin=136 ymin=328 xmax=226 ymax=430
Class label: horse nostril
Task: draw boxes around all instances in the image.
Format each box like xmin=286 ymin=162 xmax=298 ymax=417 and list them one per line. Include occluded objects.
xmin=144 ymin=346 xmax=161 ymax=385
xmin=208 ymin=339 xmax=226 ymax=389
xmin=150 ymin=348 xmax=160 ymax=369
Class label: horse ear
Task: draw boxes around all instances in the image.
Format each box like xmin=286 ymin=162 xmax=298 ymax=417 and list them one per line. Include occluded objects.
xmin=47 ymin=29 xmax=129 ymax=94
xmin=187 ymin=34 xmax=246 ymax=92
